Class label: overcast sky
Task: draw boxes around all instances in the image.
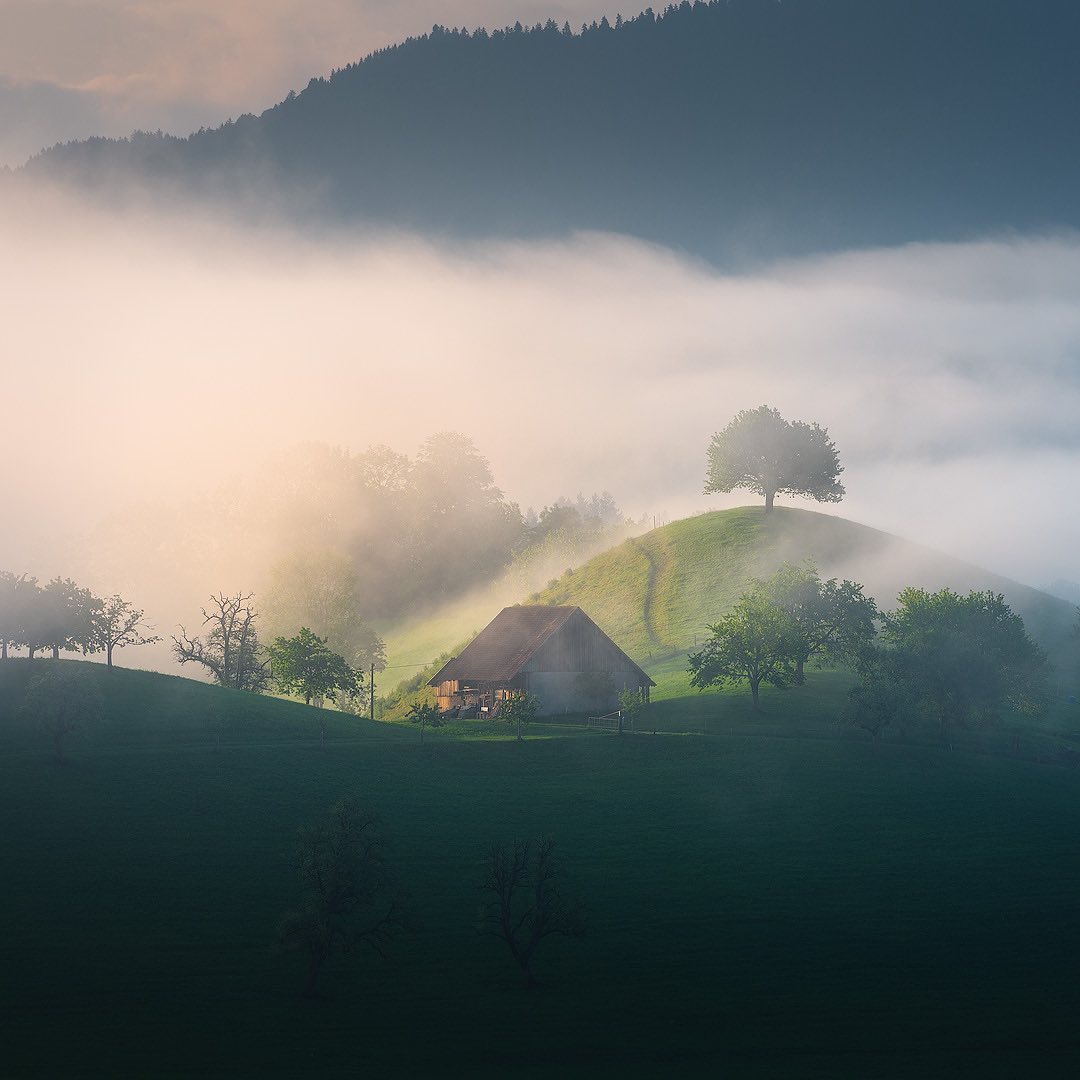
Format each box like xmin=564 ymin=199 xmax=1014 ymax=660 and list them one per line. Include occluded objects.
xmin=0 ymin=1 xmax=614 ymax=165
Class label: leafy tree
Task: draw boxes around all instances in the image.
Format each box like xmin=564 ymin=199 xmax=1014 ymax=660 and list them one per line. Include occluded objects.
xmin=20 ymin=664 xmax=104 ymax=762
xmin=267 ymin=628 xmax=360 ymax=707
xmin=263 ymin=551 xmax=386 ymax=675
xmin=89 ymin=595 xmax=160 ymax=668
xmin=0 ymin=572 xmax=37 ymax=660
xmin=846 ymin=671 xmax=916 ymax=743
xmin=689 ymin=587 xmax=800 ymax=710
xmin=616 ymin=687 xmax=646 ymax=733
xmin=876 ymin=588 xmax=1049 ymax=738
xmin=763 ymin=561 xmax=878 ymax=682
xmin=34 ymin=578 xmax=100 ymax=659
xmin=279 ymin=799 xmax=402 ymax=998
xmin=704 ymin=405 xmax=845 ymax=513
xmin=501 ymin=691 xmax=540 ymax=741
xmin=173 ymin=592 xmax=269 ymax=692
xmin=480 ymin=837 xmax=585 ymax=986
xmin=406 ymin=700 xmax=445 ymax=742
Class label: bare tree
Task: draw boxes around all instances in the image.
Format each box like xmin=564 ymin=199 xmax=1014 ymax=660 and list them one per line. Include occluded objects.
xmin=173 ymin=592 xmax=268 ymax=692
xmin=91 ymin=595 xmax=160 ymax=668
xmin=279 ymin=799 xmax=403 ymax=998
xmin=480 ymin=836 xmax=585 ymax=986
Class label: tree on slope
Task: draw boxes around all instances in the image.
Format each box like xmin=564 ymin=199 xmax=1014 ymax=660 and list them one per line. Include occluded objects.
xmin=21 ymin=665 xmax=104 ymax=763
xmin=267 ymin=627 xmax=360 ymax=707
xmin=763 ymin=561 xmax=878 ymax=682
xmin=173 ymin=592 xmax=269 ymax=692
xmin=90 ymin=595 xmax=160 ymax=668
xmin=704 ymin=405 xmax=844 ymax=513
xmin=689 ymin=587 xmax=800 ymax=711
xmin=279 ymin=799 xmax=402 ymax=998
xmin=480 ymin=836 xmax=585 ymax=986
xmin=0 ymin=572 xmax=37 ymax=659
xmin=874 ymin=588 xmax=1049 ymax=739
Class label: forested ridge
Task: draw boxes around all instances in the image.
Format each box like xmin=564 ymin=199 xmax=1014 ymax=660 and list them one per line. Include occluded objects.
xmin=23 ymin=0 xmax=1080 ymax=260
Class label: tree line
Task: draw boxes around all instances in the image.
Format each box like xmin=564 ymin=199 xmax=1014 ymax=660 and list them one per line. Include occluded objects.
xmin=0 ymin=571 xmax=157 ymax=667
xmin=689 ymin=561 xmax=1052 ymax=739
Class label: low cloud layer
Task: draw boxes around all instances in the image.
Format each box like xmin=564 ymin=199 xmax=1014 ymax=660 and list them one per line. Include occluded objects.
xmin=2 ymin=186 xmax=1079 ymax=598
xmin=1 ymin=1 xmax=614 ymax=164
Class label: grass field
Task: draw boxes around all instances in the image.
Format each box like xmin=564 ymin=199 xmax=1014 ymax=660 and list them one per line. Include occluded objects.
xmin=4 ymin=660 xmax=1080 ymax=1077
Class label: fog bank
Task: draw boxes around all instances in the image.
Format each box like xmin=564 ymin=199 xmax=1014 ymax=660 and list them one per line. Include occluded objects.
xmin=2 ymin=188 xmax=1079 ymax=602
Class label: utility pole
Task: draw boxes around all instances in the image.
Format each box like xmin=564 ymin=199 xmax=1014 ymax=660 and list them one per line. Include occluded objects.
xmin=369 ymin=663 xmax=375 ymax=721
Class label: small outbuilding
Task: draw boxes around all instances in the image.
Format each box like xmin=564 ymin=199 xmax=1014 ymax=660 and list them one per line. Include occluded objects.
xmin=429 ymin=605 xmax=655 ymax=717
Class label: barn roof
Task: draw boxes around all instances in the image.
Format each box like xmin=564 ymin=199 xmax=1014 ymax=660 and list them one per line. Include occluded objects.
xmin=428 ymin=606 xmax=654 ymax=687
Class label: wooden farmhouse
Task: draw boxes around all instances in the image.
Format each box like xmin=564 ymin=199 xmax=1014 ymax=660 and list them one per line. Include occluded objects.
xmin=429 ymin=605 xmax=655 ymax=717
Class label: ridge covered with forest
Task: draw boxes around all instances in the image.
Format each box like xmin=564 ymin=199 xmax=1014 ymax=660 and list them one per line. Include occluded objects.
xmin=22 ymin=0 xmax=1080 ymax=260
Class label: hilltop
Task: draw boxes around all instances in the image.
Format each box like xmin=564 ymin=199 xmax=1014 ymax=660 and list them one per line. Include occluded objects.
xmin=21 ymin=0 xmax=1080 ymax=262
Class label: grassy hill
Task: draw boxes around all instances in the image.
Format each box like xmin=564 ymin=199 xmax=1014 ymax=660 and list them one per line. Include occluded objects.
xmin=385 ymin=507 xmax=1078 ymax=699
xmin=4 ymin=659 xmax=1080 ymax=1076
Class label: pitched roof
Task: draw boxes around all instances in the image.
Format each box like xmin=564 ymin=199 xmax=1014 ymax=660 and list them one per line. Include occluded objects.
xmin=429 ymin=606 xmax=577 ymax=685
xmin=428 ymin=605 xmax=654 ymax=687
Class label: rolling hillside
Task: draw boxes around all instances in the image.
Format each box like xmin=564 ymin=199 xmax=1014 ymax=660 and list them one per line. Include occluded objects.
xmin=4 ymin=659 xmax=1080 ymax=1075
xmin=388 ymin=506 xmax=1078 ymax=690
xmin=21 ymin=0 xmax=1080 ymax=261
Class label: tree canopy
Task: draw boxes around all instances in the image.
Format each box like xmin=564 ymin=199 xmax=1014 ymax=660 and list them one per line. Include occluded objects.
xmin=704 ymin=406 xmax=844 ymax=513
xmin=689 ymin=587 xmax=801 ymax=710
xmin=267 ymin=628 xmax=360 ymax=707
xmin=871 ymin=588 xmax=1049 ymax=737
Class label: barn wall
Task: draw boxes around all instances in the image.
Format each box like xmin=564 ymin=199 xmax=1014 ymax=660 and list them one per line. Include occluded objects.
xmin=524 ymin=611 xmax=639 ymax=675
xmin=524 ymin=669 xmax=649 ymax=716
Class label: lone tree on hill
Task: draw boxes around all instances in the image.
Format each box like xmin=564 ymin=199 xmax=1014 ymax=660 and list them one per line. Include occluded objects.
xmin=704 ymin=405 xmax=845 ymax=513
xmin=279 ymin=799 xmax=402 ymax=998
xmin=267 ymin=627 xmax=360 ymax=707
xmin=480 ymin=836 xmax=585 ymax=986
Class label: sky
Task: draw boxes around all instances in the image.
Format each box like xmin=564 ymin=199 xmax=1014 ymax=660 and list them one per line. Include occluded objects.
xmin=3 ymin=185 xmax=1080 ymax=602
xmin=0 ymin=1 xmax=614 ymax=166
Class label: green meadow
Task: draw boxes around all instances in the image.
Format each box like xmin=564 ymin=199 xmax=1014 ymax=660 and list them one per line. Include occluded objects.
xmin=4 ymin=657 xmax=1080 ymax=1078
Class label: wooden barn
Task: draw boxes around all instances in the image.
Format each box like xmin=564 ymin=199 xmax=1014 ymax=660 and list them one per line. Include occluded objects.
xmin=428 ymin=605 xmax=654 ymax=717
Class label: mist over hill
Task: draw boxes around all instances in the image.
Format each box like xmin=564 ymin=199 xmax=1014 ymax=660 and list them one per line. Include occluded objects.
xmin=21 ymin=0 xmax=1080 ymax=261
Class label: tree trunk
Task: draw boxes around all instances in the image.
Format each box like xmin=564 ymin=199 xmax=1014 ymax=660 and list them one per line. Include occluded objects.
xmin=106 ymin=643 xmax=114 ymax=669
xmin=750 ymin=678 xmax=761 ymax=711
xmin=764 ymin=491 xmax=775 ymax=513
xmin=52 ymin=645 xmax=60 ymax=660
xmin=1 ymin=641 xmax=6 ymax=660
xmin=795 ymin=658 xmax=805 ymax=683
xmin=28 ymin=645 xmax=36 ymax=660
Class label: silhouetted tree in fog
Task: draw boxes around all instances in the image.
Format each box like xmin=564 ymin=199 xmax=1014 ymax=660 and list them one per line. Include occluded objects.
xmin=705 ymin=406 xmax=844 ymax=513
xmin=173 ymin=592 xmax=269 ymax=692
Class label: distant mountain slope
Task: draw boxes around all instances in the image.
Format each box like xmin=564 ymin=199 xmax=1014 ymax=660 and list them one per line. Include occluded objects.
xmin=532 ymin=507 xmax=1078 ymax=667
xmin=22 ymin=0 xmax=1080 ymax=260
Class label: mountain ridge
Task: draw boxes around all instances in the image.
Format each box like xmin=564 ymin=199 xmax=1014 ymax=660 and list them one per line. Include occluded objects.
xmin=20 ymin=0 xmax=1080 ymax=262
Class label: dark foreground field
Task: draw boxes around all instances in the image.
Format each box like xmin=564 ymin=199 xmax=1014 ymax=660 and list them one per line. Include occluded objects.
xmin=3 ymin=662 xmax=1080 ymax=1078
